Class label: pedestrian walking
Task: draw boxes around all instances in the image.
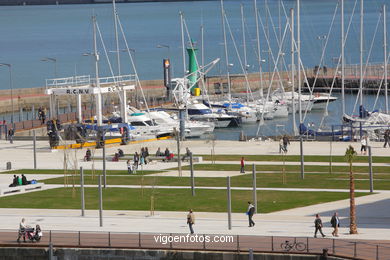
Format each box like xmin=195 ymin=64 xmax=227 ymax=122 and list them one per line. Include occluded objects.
xmin=384 ymin=130 xmax=390 ymax=148
xmin=247 ymin=201 xmax=255 ymax=227
xmin=127 ymin=159 xmax=133 ymax=174
xmin=8 ymin=127 xmax=14 ymax=144
xmin=282 ymin=135 xmax=290 ymax=153
xmin=314 ymin=214 xmax=326 ymax=238
xmin=187 ymin=209 xmax=195 ymax=234
xmin=360 ymin=135 xmax=368 ymax=155
xmin=330 ymin=212 xmax=340 ymax=237
xmin=17 ymin=218 xmax=27 ymax=242
xmin=240 ymin=157 xmax=245 ymax=173
xmin=133 ymin=152 xmax=139 ymax=173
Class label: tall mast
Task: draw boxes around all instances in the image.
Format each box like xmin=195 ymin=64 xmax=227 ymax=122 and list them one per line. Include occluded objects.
xmin=297 ymin=0 xmax=302 ymax=124
xmin=241 ymin=4 xmax=249 ymax=102
xmin=241 ymin=4 xmax=248 ymax=74
xmin=359 ymin=0 xmax=364 ymax=107
xmin=254 ymin=0 xmax=263 ymax=99
xmin=384 ymin=4 xmax=388 ymax=113
xmin=291 ymin=8 xmax=297 ymax=136
xmin=180 ymin=11 xmax=186 ymax=76
xmin=297 ymin=0 xmax=304 ymax=179
xmin=113 ymin=0 xmax=120 ymax=75
xmin=220 ymin=0 xmax=231 ymax=102
xmin=341 ymin=0 xmax=345 ymax=115
xmin=93 ymin=15 xmax=102 ymax=126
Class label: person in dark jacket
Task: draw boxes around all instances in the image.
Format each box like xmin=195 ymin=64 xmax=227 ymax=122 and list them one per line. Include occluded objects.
xmin=314 ymin=214 xmax=326 ymax=238
xmin=8 ymin=128 xmax=15 ymax=144
xmin=247 ymin=201 xmax=255 ymax=227
xmin=384 ymin=130 xmax=390 ymax=148
xmin=330 ymin=212 xmax=340 ymax=237
xmin=21 ymin=174 xmax=28 ymax=185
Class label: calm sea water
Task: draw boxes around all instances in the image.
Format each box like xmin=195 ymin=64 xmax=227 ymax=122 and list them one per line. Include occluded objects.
xmin=0 ymin=0 xmax=389 ymax=138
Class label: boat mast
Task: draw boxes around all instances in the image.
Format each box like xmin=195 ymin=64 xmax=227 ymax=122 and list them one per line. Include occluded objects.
xmin=297 ymin=0 xmax=302 ymax=125
xmin=254 ymin=0 xmax=264 ymax=99
xmin=220 ymin=0 xmax=231 ymax=102
xmin=93 ymin=15 xmax=102 ymax=126
xmin=359 ymin=0 xmax=364 ymax=107
xmin=241 ymin=4 xmax=249 ymax=103
xmin=113 ymin=0 xmax=120 ymax=75
xmin=297 ymin=0 xmax=305 ymax=179
xmin=291 ymin=8 xmax=298 ymax=136
xmin=341 ymin=0 xmax=345 ymax=115
xmin=180 ymin=11 xmax=186 ymax=77
xmin=384 ymin=4 xmax=388 ymax=113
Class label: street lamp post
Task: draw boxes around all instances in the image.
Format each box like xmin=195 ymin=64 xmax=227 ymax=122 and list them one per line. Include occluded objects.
xmin=41 ymin=57 xmax=57 ymax=78
xmin=0 ymin=63 xmax=14 ymax=124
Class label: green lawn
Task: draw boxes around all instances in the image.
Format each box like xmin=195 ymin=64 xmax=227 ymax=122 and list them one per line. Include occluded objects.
xmin=2 ymin=169 xmax=162 ymax=176
xmin=42 ymin=171 xmax=390 ymax=190
xmin=200 ymin=154 xmax=390 ymax=163
xmin=0 ymin=187 xmax=370 ymax=213
xmin=177 ymin=164 xmax=390 ymax=174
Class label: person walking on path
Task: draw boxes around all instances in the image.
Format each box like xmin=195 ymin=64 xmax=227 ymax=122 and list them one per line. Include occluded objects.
xmin=240 ymin=157 xmax=245 ymax=173
xmin=247 ymin=202 xmax=255 ymax=227
xmin=314 ymin=214 xmax=326 ymax=238
xmin=360 ymin=135 xmax=368 ymax=155
xmin=331 ymin=212 xmax=340 ymax=237
xmin=282 ymin=135 xmax=290 ymax=153
xmin=8 ymin=127 xmax=14 ymax=144
xmin=187 ymin=209 xmax=195 ymax=234
xmin=126 ymin=159 xmax=132 ymax=174
xmin=384 ymin=130 xmax=390 ymax=148
xmin=17 ymin=218 xmax=27 ymax=242
xmin=133 ymin=152 xmax=139 ymax=173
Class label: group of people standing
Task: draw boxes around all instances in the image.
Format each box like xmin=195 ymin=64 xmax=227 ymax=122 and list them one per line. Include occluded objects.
xmin=127 ymin=147 xmax=149 ymax=174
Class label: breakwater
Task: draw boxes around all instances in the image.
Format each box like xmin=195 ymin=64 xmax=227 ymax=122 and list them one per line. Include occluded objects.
xmin=0 ymin=0 xmax=212 ymax=6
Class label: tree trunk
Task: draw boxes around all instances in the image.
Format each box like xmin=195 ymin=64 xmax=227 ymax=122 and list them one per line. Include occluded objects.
xmin=349 ymin=162 xmax=358 ymax=234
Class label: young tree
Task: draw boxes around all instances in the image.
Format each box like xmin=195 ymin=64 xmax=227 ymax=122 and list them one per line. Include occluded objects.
xmin=345 ymin=145 xmax=358 ymax=234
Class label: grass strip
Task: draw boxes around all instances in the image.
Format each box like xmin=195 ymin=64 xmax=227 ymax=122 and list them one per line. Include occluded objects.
xmin=0 ymin=187 xmax=370 ymax=213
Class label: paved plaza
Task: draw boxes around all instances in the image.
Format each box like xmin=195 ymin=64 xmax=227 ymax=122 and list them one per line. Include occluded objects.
xmin=0 ymin=139 xmax=389 ymax=242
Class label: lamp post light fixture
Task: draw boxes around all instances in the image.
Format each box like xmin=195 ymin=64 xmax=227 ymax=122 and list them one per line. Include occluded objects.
xmin=0 ymin=63 xmax=14 ymax=124
xmin=41 ymin=57 xmax=57 ymax=78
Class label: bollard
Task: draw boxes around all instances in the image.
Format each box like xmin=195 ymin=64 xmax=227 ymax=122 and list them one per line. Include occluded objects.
xmin=368 ymin=146 xmax=374 ymax=193
xmin=102 ymin=145 xmax=106 ymax=188
xmin=227 ymin=176 xmax=232 ymax=230
xmin=48 ymin=242 xmax=54 ymax=260
xmin=190 ymin=153 xmax=195 ymax=196
xmin=248 ymin=248 xmax=254 ymax=260
xmin=99 ymin=175 xmax=103 ymax=227
xmin=80 ymin=167 xmax=85 ymax=217
xmin=6 ymin=162 xmax=11 ymax=170
xmin=33 ymin=130 xmax=37 ymax=169
xmin=252 ymin=164 xmax=257 ymax=213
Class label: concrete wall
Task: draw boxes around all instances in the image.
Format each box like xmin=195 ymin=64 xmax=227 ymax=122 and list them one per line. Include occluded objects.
xmin=0 ymin=247 xmax=346 ymax=260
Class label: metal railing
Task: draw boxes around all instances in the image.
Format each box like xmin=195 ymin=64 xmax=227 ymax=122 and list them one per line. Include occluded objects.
xmin=2 ymin=229 xmax=388 ymax=260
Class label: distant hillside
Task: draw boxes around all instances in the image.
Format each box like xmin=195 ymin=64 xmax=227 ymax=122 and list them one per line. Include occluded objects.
xmin=0 ymin=0 xmax=212 ymax=5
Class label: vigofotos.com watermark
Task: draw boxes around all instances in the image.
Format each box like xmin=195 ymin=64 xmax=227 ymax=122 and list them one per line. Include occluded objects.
xmin=154 ymin=234 xmax=234 ymax=245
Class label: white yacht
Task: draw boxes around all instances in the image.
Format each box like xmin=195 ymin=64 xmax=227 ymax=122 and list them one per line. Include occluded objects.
xmin=126 ymin=112 xmax=173 ymax=138
xmin=187 ymin=101 xmax=239 ymax=128
xmin=148 ymin=110 xmax=214 ymax=138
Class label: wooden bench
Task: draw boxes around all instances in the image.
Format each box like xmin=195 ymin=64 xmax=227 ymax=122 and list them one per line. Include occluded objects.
xmin=0 ymin=183 xmax=44 ymax=196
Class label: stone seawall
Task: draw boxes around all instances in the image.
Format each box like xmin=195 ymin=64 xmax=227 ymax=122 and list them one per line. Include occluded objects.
xmin=0 ymin=247 xmax=345 ymax=260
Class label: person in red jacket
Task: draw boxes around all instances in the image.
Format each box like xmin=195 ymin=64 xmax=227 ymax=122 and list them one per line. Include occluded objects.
xmin=240 ymin=157 xmax=245 ymax=173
